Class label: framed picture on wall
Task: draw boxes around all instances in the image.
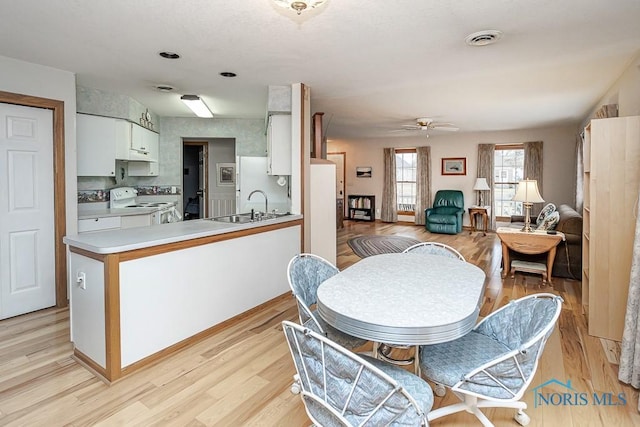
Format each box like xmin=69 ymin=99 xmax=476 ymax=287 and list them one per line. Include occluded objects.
xmin=356 ymin=166 xmax=372 ymax=178
xmin=441 ymin=158 xmax=466 ymax=175
xmin=216 ymin=163 xmax=235 ymax=186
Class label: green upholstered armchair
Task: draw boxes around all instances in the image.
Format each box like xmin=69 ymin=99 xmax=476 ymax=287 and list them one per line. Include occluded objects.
xmin=425 ymin=190 xmax=464 ymax=234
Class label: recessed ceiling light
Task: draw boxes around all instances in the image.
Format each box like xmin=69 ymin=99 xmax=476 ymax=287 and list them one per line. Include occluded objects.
xmin=159 ymin=51 xmax=180 ymax=59
xmin=220 ymin=72 xmax=237 ymax=78
xmin=154 ymin=85 xmax=175 ymax=92
xmin=465 ymin=30 xmax=503 ymax=47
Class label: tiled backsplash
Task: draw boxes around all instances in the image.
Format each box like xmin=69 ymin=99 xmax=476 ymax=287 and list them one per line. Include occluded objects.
xmin=78 ymin=186 xmax=181 ymax=203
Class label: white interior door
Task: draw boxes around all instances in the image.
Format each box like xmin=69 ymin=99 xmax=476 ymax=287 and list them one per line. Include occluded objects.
xmin=0 ymin=103 xmax=55 ymax=319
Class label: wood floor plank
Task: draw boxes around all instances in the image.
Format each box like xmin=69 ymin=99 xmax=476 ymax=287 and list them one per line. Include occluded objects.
xmin=0 ymin=221 xmax=637 ymax=426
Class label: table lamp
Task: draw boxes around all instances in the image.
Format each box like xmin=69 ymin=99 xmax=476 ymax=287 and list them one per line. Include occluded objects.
xmin=512 ymin=179 xmax=544 ymax=232
xmin=473 ymin=177 xmax=491 ymax=206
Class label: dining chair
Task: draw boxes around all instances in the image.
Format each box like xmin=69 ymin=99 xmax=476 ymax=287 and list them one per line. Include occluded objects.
xmin=402 ymin=241 xmax=465 ymax=261
xmin=419 ymin=293 xmax=563 ymax=427
xmin=287 ymin=253 xmax=367 ymax=350
xmin=282 ymin=320 xmax=433 ymax=426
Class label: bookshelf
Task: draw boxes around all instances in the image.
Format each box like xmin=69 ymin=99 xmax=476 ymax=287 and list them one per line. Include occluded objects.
xmin=347 ymin=195 xmax=375 ymax=222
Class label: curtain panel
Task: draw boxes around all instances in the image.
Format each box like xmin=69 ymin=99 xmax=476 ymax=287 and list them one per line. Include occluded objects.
xmin=619 ymin=190 xmax=640 ymax=402
xmin=524 ymin=141 xmax=544 ymax=214
xmin=381 ymin=147 xmax=398 ymax=222
xmin=414 ymin=146 xmax=431 ymax=225
xmin=477 ymin=144 xmax=495 ymax=229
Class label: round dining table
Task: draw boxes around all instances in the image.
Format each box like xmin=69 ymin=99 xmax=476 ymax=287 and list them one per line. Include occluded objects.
xmin=317 ymin=252 xmax=486 ymax=372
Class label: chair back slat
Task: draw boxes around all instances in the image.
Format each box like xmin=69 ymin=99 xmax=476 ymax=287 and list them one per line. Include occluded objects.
xmin=402 ymin=242 xmax=465 ymax=261
xmin=282 ymin=321 xmax=427 ymax=426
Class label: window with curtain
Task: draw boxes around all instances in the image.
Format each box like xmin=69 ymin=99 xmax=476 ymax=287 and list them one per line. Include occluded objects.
xmin=395 ymin=149 xmax=417 ymax=213
xmin=494 ymin=144 xmax=524 ymax=219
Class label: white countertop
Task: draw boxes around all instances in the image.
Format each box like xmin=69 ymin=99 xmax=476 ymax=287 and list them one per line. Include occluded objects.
xmin=63 ymin=214 xmax=303 ymax=254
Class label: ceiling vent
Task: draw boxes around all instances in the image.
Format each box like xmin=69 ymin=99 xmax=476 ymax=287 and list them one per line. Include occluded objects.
xmin=154 ymin=85 xmax=175 ymax=92
xmin=465 ymin=30 xmax=503 ymax=46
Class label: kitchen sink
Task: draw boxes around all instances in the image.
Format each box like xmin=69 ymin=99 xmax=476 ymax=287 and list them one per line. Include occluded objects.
xmin=209 ymin=212 xmax=292 ymax=224
xmin=210 ymin=213 xmax=253 ymax=224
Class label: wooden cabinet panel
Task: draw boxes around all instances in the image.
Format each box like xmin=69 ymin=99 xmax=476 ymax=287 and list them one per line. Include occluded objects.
xmin=584 ymin=116 xmax=640 ymax=341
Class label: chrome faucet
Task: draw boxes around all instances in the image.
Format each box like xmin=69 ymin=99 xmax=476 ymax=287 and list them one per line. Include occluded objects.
xmin=248 ymin=189 xmax=268 ymax=214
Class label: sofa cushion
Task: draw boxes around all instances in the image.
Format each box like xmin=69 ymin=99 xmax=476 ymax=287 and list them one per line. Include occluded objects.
xmin=537 ymin=210 xmax=560 ymax=230
xmin=536 ymin=203 xmax=556 ymax=227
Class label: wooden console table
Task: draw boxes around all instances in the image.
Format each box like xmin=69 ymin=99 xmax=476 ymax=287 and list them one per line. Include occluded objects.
xmin=468 ymin=206 xmax=490 ymax=235
xmin=496 ymin=227 xmax=565 ymax=285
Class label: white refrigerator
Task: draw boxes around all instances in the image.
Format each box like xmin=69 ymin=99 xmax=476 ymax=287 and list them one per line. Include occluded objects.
xmin=236 ymin=156 xmax=290 ymax=214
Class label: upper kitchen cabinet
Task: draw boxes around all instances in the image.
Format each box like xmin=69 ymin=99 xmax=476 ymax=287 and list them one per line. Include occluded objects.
xmin=130 ymin=123 xmax=159 ymax=161
xmin=267 ymin=114 xmax=292 ymax=175
xmin=77 ymin=113 xmax=129 ymax=177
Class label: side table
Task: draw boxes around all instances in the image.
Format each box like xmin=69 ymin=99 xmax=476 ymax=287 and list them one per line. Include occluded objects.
xmin=468 ymin=206 xmax=490 ymax=236
xmin=496 ymin=227 xmax=565 ymax=285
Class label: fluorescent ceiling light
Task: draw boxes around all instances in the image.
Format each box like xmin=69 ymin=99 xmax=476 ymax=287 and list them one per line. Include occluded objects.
xmin=180 ymin=95 xmax=213 ymax=118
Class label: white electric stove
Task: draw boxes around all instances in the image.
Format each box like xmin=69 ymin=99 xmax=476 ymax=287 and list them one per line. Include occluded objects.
xmin=109 ymin=187 xmax=181 ymax=224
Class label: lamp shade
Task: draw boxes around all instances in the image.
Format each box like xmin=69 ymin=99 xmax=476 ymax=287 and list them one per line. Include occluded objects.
xmin=473 ymin=177 xmax=491 ymax=191
xmin=512 ymin=179 xmax=544 ymax=203
xmin=180 ymin=95 xmax=213 ymax=118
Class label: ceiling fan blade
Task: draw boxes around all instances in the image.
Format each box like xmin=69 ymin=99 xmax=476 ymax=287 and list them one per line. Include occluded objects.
xmin=432 ymin=125 xmax=459 ymax=131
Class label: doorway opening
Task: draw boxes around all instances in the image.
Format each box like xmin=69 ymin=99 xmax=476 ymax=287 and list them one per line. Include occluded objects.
xmin=183 ymin=141 xmax=208 ymax=220
xmin=182 ymin=138 xmax=236 ymax=220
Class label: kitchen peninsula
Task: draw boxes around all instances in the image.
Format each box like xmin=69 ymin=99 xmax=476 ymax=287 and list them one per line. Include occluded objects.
xmin=63 ymin=215 xmax=302 ymax=382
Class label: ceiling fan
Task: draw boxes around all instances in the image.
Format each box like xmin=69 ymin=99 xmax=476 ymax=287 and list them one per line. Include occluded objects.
xmin=400 ymin=117 xmax=460 ymax=133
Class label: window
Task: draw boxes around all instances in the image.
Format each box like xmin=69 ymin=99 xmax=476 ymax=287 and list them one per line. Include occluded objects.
xmin=395 ymin=150 xmax=416 ymax=213
xmin=494 ymin=145 xmax=524 ymax=218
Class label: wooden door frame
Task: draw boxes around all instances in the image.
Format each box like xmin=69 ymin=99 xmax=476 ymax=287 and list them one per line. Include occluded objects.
xmin=183 ymin=141 xmax=209 ymax=218
xmin=0 ymin=91 xmax=67 ymax=308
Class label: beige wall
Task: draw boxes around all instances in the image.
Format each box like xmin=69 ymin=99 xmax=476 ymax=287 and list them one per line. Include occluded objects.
xmin=328 ymin=125 xmax=577 ymax=226
xmin=581 ymin=52 xmax=640 ymax=127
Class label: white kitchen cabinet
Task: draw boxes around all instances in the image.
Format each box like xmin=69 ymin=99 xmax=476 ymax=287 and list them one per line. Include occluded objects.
xmin=267 ymin=114 xmax=292 ymax=175
xmin=128 ymin=127 xmax=159 ymax=174
xmin=129 ymin=123 xmax=159 ymax=161
xmin=128 ymin=161 xmax=159 ymax=176
xmin=121 ymin=212 xmax=155 ymax=228
xmin=78 ymin=216 xmax=122 ymax=233
xmin=76 ymin=114 xmax=129 ymax=177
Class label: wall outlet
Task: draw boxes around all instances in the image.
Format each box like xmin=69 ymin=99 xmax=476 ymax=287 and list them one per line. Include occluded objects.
xmin=171 ymin=186 xmax=177 ymax=194
xmin=76 ymin=272 xmax=86 ymax=290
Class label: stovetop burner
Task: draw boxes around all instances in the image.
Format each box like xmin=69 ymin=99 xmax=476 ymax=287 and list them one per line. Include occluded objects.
xmin=109 ymin=187 xmax=175 ymax=210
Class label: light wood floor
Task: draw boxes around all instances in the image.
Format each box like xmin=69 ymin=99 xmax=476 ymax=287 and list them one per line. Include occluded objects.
xmin=1 ymin=221 xmax=639 ymax=426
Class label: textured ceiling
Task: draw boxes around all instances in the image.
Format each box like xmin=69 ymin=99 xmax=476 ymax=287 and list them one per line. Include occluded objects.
xmin=1 ymin=0 xmax=639 ymax=139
